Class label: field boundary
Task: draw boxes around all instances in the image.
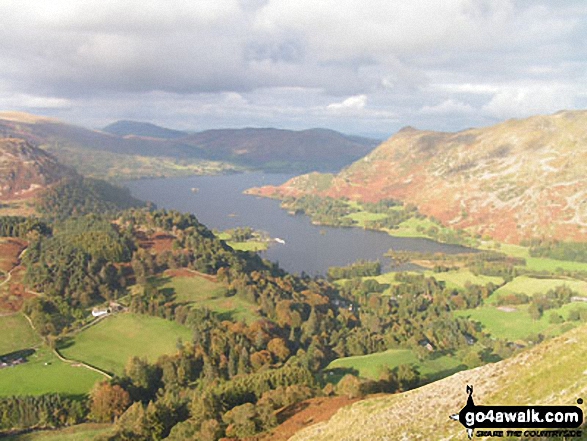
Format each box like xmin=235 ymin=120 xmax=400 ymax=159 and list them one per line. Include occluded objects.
xmin=53 ymin=348 xmax=112 ymax=379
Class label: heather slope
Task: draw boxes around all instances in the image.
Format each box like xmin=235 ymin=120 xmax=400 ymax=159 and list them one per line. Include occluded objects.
xmin=290 ymin=324 xmax=587 ymax=440
xmin=0 ymin=138 xmax=72 ymax=200
xmin=258 ymin=111 xmax=587 ymax=243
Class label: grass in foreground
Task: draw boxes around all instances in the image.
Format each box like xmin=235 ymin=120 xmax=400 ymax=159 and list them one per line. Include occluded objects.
xmin=59 ymin=313 xmax=192 ymax=376
xmin=291 ymin=324 xmax=587 ymax=441
xmin=0 ymin=347 xmax=102 ymax=396
xmin=0 ymin=314 xmax=41 ymax=355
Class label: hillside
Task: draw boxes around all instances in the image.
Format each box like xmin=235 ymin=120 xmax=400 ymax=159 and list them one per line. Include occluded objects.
xmin=0 ymin=138 xmax=72 ymax=200
xmin=180 ymin=127 xmax=380 ymax=171
xmin=290 ymin=324 xmax=587 ymax=440
xmin=0 ymin=112 xmax=380 ymax=177
xmin=253 ymin=110 xmax=587 ymax=243
xmin=102 ymin=120 xmax=188 ymax=139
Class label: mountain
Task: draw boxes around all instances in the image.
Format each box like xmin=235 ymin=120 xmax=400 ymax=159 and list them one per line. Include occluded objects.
xmin=0 ymin=137 xmax=72 ymax=200
xmin=253 ymin=110 xmax=587 ymax=243
xmin=290 ymin=323 xmax=587 ymax=440
xmin=0 ymin=112 xmax=381 ymax=177
xmin=179 ymin=127 xmax=380 ymax=171
xmin=102 ymin=120 xmax=188 ymax=139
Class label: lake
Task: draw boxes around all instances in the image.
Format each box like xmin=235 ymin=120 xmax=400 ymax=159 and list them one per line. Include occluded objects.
xmin=124 ymin=172 xmax=474 ymax=275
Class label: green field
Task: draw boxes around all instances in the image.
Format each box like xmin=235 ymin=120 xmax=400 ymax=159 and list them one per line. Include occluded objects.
xmin=60 ymin=314 xmax=193 ymax=376
xmin=425 ymin=269 xmax=504 ymax=290
xmin=0 ymin=314 xmax=41 ymax=355
xmin=326 ymin=348 xmax=465 ymax=381
xmin=344 ymin=211 xmax=388 ymax=227
xmin=217 ymin=231 xmax=269 ymax=252
xmin=5 ymin=423 xmax=114 ymax=440
xmin=489 ymin=275 xmax=587 ymax=303
xmin=455 ymin=303 xmax=587 ymax=340
xmin=482 ymin=242 xmax=587 ymax=272
xmin=158 ymin=274 xmax=260 ymax=323
xmin=0 ymin=347 xmax=103 ymax=396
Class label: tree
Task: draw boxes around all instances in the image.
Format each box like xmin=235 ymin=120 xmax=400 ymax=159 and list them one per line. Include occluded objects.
xmin=90 ymin=382 xmax=131 ymax=422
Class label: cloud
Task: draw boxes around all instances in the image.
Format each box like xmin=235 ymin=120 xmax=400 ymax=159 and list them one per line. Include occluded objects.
xmin=327 ymin=95 xmax=367 ymax=112
xmin=0 ymin=1 xmax=585 ymax=133
xmin=481 ymin=84 xmax=580 ymax=119
xmin=420 ymin=99 xmax=475 ymax=115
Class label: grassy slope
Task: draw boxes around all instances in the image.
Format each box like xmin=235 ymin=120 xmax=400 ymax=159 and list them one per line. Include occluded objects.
xmin=326 ymin=349 xmax=465 ymax=382
xmin=483 ymin=242 xmax=587 ymax=273
xmin=0 ymin=347 xmax=102 ymax=397
xmin=59 ymin=313 xmax=192 ymax=376
xmin=489 ymin=275 xmax=587 ymax=302
xmin=158 ymin=274 xmax=260 ymax=323
xmin=291 ymin=324 xmax=587 ymax=440
xmin=455 ymin=303 xmax=586 ymax=340
xmin=0 ymin=314 xmax=41 ymax=355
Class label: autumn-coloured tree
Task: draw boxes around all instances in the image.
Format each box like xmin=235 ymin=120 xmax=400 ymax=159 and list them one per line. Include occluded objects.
xmin=90 ymin=381 xmax=131 ymax=422
xmin=267 ymin=337 xmax=290 ymax=362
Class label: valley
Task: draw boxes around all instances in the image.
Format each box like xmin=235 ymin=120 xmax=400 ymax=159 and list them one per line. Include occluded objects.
xmin=0 ymin=110 xmax=585 ymax=440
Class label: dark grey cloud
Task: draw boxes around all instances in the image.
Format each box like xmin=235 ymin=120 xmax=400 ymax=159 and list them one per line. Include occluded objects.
xmin=0 ymin=0 xmax=585 ymax=134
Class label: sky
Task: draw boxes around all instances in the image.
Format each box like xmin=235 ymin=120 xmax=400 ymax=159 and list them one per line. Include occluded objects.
xmin=0 ymin=0 xmax=586 ymax=139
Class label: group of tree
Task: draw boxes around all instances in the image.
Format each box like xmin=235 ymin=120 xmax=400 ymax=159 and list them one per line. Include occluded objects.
xmin=280 ymin=195 xmax=357 ymax=227
xmin=0 ymin=395 xmax=86 ymax=431
xmin=327 ymin=260 xmax=381 ymax=281
xmin=526 ymin=239 xmax=587 ymax=263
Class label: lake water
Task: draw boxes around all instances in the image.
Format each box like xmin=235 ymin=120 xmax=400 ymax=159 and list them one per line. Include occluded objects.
xmin=124 ymin=173 xmax=474 ymax=275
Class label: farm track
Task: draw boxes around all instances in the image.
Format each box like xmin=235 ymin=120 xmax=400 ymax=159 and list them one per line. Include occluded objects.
xmin=53 ymin=348 xmax=112 ymax=379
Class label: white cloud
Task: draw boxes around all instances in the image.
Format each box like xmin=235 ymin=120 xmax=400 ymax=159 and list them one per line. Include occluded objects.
xmin=420 ymin=99 xmax=475 ymax=115
xmin=327 ymin=95 xmax=367 ymax=112
xmin=482 ymin=84 xmax=579 ymax=119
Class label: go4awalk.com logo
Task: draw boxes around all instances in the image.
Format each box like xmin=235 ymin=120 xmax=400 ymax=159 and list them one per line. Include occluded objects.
xmin=450 ymin=386 xmax=584 ymax=439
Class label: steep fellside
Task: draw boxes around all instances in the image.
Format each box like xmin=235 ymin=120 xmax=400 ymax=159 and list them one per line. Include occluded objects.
xmin=0 ymin=138 xmax=72 ymax=200
xmin=290 ymin=324 xmax=587 ymax=441
xmin=255 ymin=111 xmax=587 ymax=243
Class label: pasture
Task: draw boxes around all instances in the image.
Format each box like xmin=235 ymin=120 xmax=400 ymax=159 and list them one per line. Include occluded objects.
xmin=489 ymin=275 xmax=587 ymax=303
xmin=158 ymin=272 xmax=260 ymax=323
xmin=0 ymin=313 xmax=41 ymax=355
xmin=59 ymin=313 xmax=193 ymax=376
xmin=326 ymin=348 xmax=464 ymax=382
xmin=425 ymin=269 xmax=503 ymax=290
xmin=0 ymin=347 xmax=102 ymax=396
xmin=454 ymin=303 xmax=587 ymax=340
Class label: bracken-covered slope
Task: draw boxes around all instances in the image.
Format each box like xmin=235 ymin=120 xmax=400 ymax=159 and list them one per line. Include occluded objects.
xmin=290 ymin=324 xmax=587 ymax=441
xmin=0 ymin=137 xmax=72 ymax=199
xmin=256 ymin=110 xmax=587 ymax=243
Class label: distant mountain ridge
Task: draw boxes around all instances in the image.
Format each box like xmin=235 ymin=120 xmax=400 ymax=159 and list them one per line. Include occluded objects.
xmin=102 ymin=120 xmax=188 ymax=139
xmin=0 ymin=112 xmax=380 ymax=175
xmin=254 ymin=110 xmax=587 ymax=243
